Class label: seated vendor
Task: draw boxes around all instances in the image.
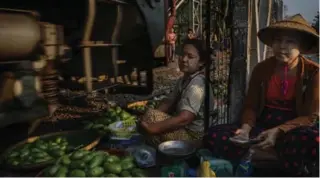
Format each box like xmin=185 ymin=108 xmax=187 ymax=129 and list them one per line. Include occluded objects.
xmin=140 ymin=39 xmax=214 ymax=145
xmin=205 ymin=15 xmax=319 ymax=176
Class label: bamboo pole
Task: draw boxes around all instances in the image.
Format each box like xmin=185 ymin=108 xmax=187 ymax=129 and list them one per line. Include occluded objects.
xmin=79 ymin=42 xmax=121 ymax=47
xmin=111 ymin=5 xmax=123 ymax=83
xmin=82 ymin=0 xmax=96 ymax=92
xmin=204 ymin=0 xmax=211 ymax=135
xmin=254 ymin=0 xmax=260 ymax=63
xmin=246 ymin=0 xmax=253 ymax=90
xmin=262 ymin=0 xmax=272 ymax=60
xmin=246 ymin=0 xmax=260 ymax=86
xmin=176 ymin=0 xmax=185 ymax=10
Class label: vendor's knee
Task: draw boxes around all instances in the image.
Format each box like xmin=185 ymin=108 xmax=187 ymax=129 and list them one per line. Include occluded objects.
xmin=206 ymin=124 xmax=238 ymax=143
xmin=208 ymin=124 xmax=238 ymax=133
xmin=283 ymin=126 xmax=318 ymax=144
xmin=276 ymin=126 xmax=319 ymax=157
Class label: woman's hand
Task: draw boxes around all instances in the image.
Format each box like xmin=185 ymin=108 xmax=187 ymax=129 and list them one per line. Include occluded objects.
xmin=234 ymin=124 xmax=251 ymax=139
xmin=229 ymin=124 xmax=251 ymax=147
xmin=254 ymin=127 xmax=284 ymax=149
xmin=233 ymin=128 xmax=250 ymax=141
xmin=140 ymin=121 xmax=159 ymax=134
xmin=235 ymin=128 xmax=250 ymax=137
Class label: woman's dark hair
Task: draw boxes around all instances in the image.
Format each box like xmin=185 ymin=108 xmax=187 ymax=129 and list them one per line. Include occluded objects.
xmin=182 ymin=39 xmax=208 ymax=64
xmin=188 ymin=28 xmax=193 ymax=33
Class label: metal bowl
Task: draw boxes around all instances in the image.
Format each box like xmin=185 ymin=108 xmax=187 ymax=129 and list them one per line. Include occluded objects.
xmin=158 ymin=140 xmax=196 ymax=157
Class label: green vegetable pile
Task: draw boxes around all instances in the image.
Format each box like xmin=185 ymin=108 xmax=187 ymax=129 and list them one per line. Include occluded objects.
xmin=5 ymin=137 xmax=72 ymax=166
xmin=43 ymin=150 xmax=147 ymax=177
xmin=147 ymin=100 xmax=159 ymax=109
xmin=84 ymin=106 xmax=137 ymax=134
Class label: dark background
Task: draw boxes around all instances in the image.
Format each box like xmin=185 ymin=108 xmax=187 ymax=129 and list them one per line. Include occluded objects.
xmin=0 ymin=0 xmax=155 ymax=78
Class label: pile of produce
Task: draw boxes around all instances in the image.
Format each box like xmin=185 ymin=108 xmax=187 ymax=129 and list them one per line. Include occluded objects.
xmin=5 ymin=137 xmax=72 ymax=166
xmin=127 ymin=100 xmax=160 ymax=113
xmin=84 ymin=106 xmax=137 ymax=135
xmin=146 ymin=100 xmax=159 ymax=109
xmin=43 ymin=150 xmax=147 ymax=177
xmin=128 ymin=105 xmax=146 ymax=113
xmin=127 ymin=101 xmax=148 ymax=113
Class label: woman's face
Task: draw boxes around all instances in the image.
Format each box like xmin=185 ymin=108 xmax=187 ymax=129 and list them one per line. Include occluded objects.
xmin=271 ymin=34 xmax=301 ymax=63
xmin=179 ymin=44 xmax=203 ymax=74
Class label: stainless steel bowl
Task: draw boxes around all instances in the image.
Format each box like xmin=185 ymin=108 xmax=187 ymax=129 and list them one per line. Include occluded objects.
xmin=158 ymin=140 xmax=196 ymax=157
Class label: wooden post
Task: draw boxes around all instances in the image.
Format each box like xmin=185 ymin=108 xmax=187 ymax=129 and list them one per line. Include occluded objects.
xmin=258 ymin=0 xmax=272 ymax=61
xmin=262 ymin=0 xmax=272 ymax=60
xmin=229 ymin=0 xmax=251 ymax=123
xmin=247 ymin=0 xmax=260 ymax=86
xmin=111 ymin=5 xmax=123 ymax=83
xmin=164 ymin=0 xmax=169 ymax=66
xmin=82 ymin=0 xmax=96 ymax=92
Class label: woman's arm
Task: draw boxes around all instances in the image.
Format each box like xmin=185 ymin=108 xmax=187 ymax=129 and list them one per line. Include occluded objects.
xmin=157 ymin=80 xmax=181 ymax=113
xmin=241 ymin=65 xmax=262 ymax=132
xmin=277 ymin=71 xmax=319 ymax=132
xmin=144 ymin=77 xmax=205 ymax=134
xmin=143 ymin=110 xmax=196 ymax=134
xmin=157 ymin=98 xmax=175 ymax=113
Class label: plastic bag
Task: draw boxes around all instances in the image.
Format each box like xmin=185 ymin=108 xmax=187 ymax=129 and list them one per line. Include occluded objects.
xmin=128 ymin=145 xmax=156 ymax=168
xmin=197 ymin=149 xmax=233 ymax=177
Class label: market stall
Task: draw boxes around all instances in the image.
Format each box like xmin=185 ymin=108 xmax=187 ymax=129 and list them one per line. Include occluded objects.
xmin=0 ymin=0 xmax=307 ymax=176
xmin=0 ymin=90 xmax=208 ymax=177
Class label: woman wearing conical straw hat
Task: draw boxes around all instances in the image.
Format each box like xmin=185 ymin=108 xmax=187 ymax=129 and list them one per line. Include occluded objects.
xmin=205 ymin=14 xmax=319 ymax=176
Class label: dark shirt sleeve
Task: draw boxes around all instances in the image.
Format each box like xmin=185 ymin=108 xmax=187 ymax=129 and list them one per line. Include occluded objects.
xmin=241 ymin=65 xmax=262 ymax=127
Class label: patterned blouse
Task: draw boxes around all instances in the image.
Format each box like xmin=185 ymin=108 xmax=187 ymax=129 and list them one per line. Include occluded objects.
xmin=168 ymin=71 xmax=215 ymax=135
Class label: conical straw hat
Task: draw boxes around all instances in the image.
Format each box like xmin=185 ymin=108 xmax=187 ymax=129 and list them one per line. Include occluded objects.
xmin=258 ymin=14 xmax=319 ymax=53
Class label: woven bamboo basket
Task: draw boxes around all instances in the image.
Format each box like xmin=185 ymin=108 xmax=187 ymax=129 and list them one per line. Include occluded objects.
xmin=143 ymin=108 xmax=192 ymax=145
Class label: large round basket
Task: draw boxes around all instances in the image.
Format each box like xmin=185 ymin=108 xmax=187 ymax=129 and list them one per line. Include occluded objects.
xmin=0 ymin=130 xmax=101 ymax=171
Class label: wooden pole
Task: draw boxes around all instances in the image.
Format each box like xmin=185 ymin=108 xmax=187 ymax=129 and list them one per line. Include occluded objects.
xmin=111 ymin=5 xmax=123 ymax=83
xmin=204 ymin=0 xmax=211 ymax=134
xmin=262 ymin=0 xmax=272 ymax=60
xmin=82 ymin=0 xmax=96 ymax=92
